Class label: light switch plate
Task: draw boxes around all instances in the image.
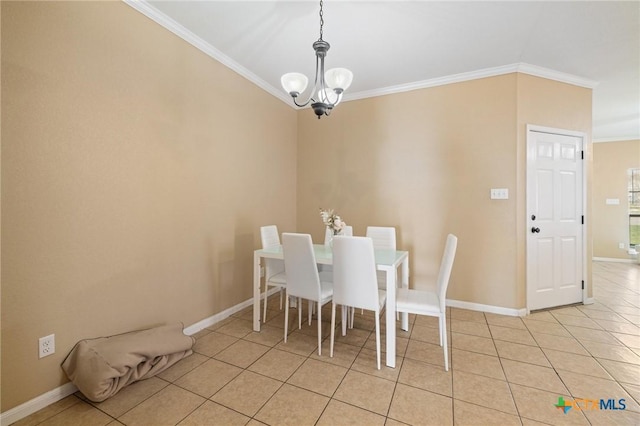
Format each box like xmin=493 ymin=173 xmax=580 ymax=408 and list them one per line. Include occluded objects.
xmin=490 ymin=188 xmax=509 ymax=200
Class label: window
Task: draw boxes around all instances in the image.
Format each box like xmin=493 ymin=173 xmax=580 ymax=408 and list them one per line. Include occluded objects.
xmin=629 ymin=169 xmax=640 ymax=247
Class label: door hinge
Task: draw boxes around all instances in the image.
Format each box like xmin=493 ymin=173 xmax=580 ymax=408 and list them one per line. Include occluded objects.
xmin=582 ymin=280 xmax=584 ymax=290
xmin=581 ymin=215 xmax=584 ymax=225
xmin=581 ymin=150 xmax=584 ymax=160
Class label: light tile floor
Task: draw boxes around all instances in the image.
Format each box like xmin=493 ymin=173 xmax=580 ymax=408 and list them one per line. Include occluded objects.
xmin=15 ymin=261 xmax=640 ymax=425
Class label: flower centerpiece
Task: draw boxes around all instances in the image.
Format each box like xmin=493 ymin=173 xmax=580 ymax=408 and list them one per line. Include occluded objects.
xmin=319 ymin=208 xmax=346 ymax=236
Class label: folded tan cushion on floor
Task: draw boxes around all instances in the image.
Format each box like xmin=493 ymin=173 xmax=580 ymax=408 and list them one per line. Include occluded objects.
xmin=61 ymin=323 xmax=194 ymax=402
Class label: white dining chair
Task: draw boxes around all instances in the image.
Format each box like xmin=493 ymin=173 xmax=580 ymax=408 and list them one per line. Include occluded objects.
xmin=260 ymin=225 xmax=287 ymax=323
xmin=365 ymin=226 xmax=398 ymax=319
xmin=319 ymin=225 xmax=353 ymax=276
xmin=396 ymin=234 xmax=457 ymax=371
xmin=282 ymin=233 xmax=333 ymax=355
xmin=330 ymin=236 xmax=386 ymax=369
xmin=366 ymin=226 xmax=397 ymax=288
xmin=365 ymin=226 xmax=396 ymax=250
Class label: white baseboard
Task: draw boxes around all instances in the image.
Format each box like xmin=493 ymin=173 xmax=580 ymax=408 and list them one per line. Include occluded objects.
xmin=183 ymin=287 xmax=281 ymax=335
xmin=0 ymin=382 xmax=78 ymax=426
xmin=446 ymin=298 xmax=528 ymax=317
xmin=593 ymin=257 xmax=637 ymax=264
xmin=584 ymin=297 xmax=595 ymax=305
xmin=0 ymin=288 xmax=280 ymax=426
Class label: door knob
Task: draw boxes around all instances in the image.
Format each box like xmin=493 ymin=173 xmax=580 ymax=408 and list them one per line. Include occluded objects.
xmin=531 ymin=227 xmax=540 ymax=233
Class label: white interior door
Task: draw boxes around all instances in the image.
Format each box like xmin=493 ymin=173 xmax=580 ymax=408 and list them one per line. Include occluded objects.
xmin=527 ymin=126 xmax=585 ymax=311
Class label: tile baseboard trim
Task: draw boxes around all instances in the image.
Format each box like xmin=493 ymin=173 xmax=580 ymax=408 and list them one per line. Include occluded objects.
xmin=593 ymin=256 xmax=637 ymax=264
xmin=1 ymin=382 xmax=78 ymax=426
xmin=446 ymin=298 xmax=527 ymax=317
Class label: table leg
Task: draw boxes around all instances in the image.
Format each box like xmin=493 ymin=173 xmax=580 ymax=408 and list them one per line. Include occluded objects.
xmin=401 ymin=257 xmax=409 ymax=331
xmin=253 ymin=252 xmax=261 ymax=332
xmin=385 ymin=265 xmax=396 ymax=368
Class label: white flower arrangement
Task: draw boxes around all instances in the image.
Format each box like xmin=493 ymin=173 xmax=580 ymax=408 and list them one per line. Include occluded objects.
xmin=319 ymin=208 xmax=346 ymax=236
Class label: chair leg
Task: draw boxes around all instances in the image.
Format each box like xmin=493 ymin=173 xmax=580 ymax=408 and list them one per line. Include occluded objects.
xmin=344 ymin=306 xmax=350 ymax=329
xmin=298 ymin=298 xmax=302 ymax=330
xmin=350 ymin=306 xmax=355 ymax=329
xmin=441 ymin=315 xmax=449 ymax=371
xmin=439 ymin=316 xmax=443 ymax=347
xmin=330 ymin=303 xmax=336 ymax=357
xmin=279 ymin=288 xmax=283 ymax=310
xmin=263 ymin=285 xmax=269 ymax=323
xmin=284 ymin=294 xmax=289 ymax=343
xmin=317 ymin=301 xmax=322 ymax=356
xmin=341 ymin=305 xmax=347 ymax=336
xmin=308 ymin=300 xmax=313 ymax=326
xmin=375 ymin=310 xmax=381 ymax=370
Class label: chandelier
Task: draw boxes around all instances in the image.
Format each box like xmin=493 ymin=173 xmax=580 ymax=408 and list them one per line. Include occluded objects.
xmin=280 ymin=0 xmax=353 ymax=119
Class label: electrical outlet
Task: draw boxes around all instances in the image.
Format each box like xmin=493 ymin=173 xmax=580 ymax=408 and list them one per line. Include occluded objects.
xmin=39 ymin=334 xmax=55 ymax=358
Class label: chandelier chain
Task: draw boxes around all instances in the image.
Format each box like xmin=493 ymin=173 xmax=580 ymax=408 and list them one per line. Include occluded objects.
xmin=319 ymin=0 xmax=324 ymax=40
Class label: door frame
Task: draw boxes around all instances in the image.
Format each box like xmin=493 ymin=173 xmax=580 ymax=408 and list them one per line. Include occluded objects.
xmin=526 ymin=124 xmax=589 ymax=313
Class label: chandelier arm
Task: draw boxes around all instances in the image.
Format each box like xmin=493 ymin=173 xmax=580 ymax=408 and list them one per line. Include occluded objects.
xmin=289 ymin=53 xmax=321 ymax=107
xmin=318 ymin=51 xmax=327 ymax=102
xmin=292 ymin=96 xmax=312 ymax=108
xmin=329 ymin=91 xmax=344 ymax=108
xmin=313 ymin=52 xmax=323 ymax=103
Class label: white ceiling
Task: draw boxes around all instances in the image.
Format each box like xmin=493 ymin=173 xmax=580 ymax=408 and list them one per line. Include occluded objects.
xmin=129 ymin=1 xmax=639 ymax=142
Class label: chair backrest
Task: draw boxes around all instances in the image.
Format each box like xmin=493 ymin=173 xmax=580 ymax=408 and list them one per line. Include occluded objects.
xmin=261 ymin=225 xmax=280 ymax=248
xmin=261 ymin=225 xmax=284 ymax=277
xmin=332 ymin=236 xmax=380 ymax=311
xmin=282 ymin=233 xmax=321 ymax=300
xmin=437 ymin=234 xmax=458 ymax=312
xmin=324 ymin=225 xmax=353 ymax=245
xmin=366 ymin=226 xmax=396 ymax=250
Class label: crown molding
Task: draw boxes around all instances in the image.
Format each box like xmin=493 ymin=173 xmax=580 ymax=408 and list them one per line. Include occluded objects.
xmin=515 ymin=63 xmax=599 ymax=89
xmin=124 ymin=1 xmax=599 ymax=109
xmin=343 ymin=64 xmax=522 ymax=102
xmin=592 ymin=136 xmax=640 ymax=143
xmin=343 ymin=63 xmax=598 ymax=103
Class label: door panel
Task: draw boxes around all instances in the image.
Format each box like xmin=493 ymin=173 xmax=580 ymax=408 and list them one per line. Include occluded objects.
xmin=527 ymin=128 xmax=584 ymax=311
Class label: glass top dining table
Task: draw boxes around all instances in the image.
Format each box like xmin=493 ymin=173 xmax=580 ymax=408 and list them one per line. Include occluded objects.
xmin=253 ymin=243 xmax=409 ymax=368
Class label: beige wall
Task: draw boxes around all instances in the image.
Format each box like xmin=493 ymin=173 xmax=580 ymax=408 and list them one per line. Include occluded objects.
xmin=593 ymin=140 xmax=640 ymax=258
xmin=1 ymin=2 xmax=297 ymax=411
xmin=296 ymin=73 xmax=592 ymax=309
